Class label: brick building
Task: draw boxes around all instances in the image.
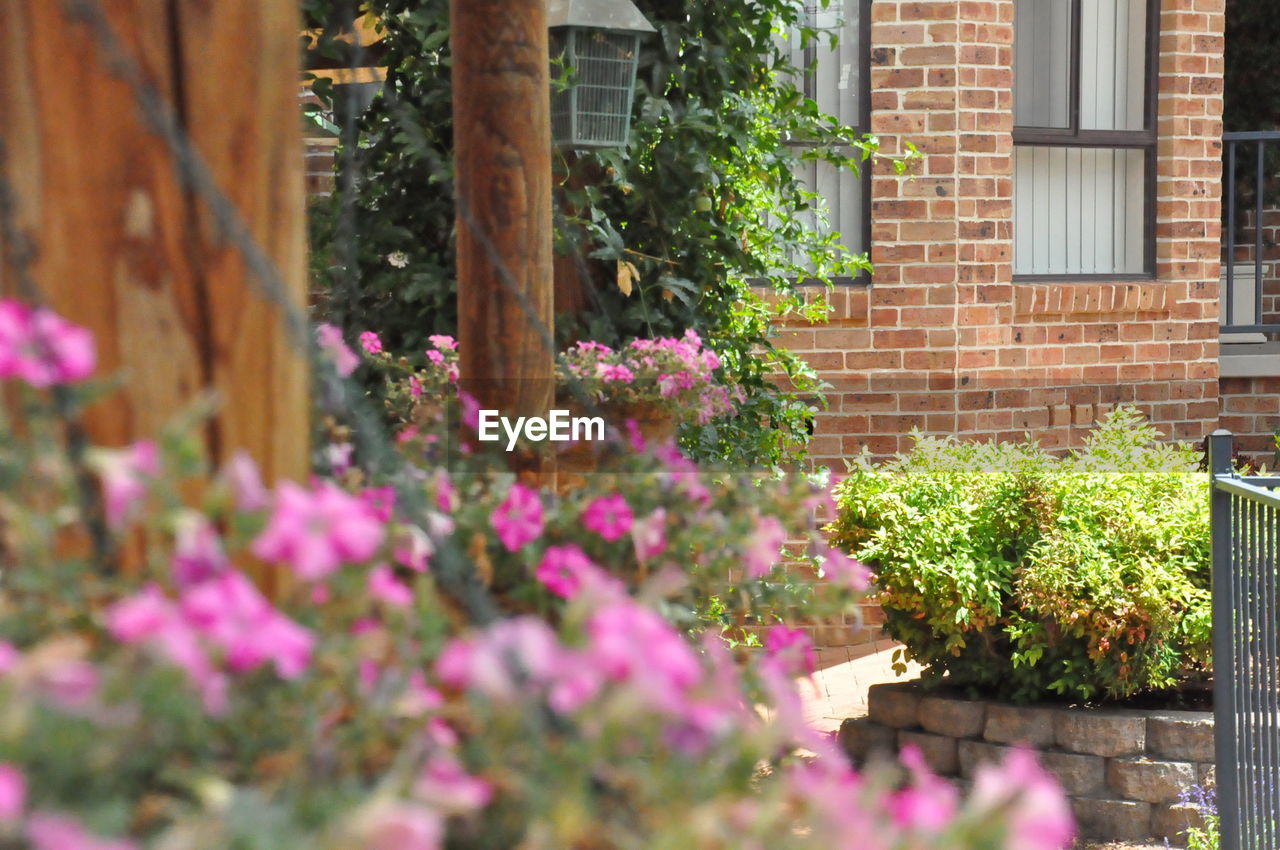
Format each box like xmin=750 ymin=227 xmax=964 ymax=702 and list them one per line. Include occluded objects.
xmin=778 ymin=0 xmax=1227 ymax=468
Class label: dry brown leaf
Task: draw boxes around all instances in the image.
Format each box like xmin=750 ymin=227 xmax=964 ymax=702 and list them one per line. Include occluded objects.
xmin=615 ymin=260 xmax=639 ymax=296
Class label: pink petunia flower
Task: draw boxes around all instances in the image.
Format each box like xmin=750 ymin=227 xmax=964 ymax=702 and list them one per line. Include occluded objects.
xmin=93 ymin=441 xmax=161 ymax=529
xmin=316 ymin=323 xmax=359 ymax=377
xmin=490 ymin=483 xmax=543 ymax=552
xmin=0 ymin=642 xmax=20 ymax=675
xmin=971 ymin=748 xmax=1074 ymax=850
xmin=368 ymin=564 xmax=414 ymax=608
xmin=359 ymin=802 xmax=443 ymax=850
xmin=743 ymin=515 xmax=786 ymax=579
xmin=251 ymin=480 xmax=386 ymax=581
xmin=763 ymin=626 xmax=817 ymax=676
xmin=0 ymin=301 xmax=96 ymax=387
xmin=427 ymin=334 xmax=457 ymax=351
xmin=581 ymin=493 xmax=633 ymax=542
xmin=359 ymin=331 xmax=384 ymax=355
xmin=171 ymin=510 xmax=229 ymax=589
xmin=534 ymin=545 xmax=604 ymax=599
xmin=180 ymin=571 xmax=314 ymax=679
xmin=630 ymin=508 xmax=668 ymax=562
xmin=0 ymin=763 xmax=25 ymax=822
xmin=222 ymin=450 xmax=268 ymax=512
xmin=26 ymin=812 xmax=138 ymax=850
xmin=819 ymin=547 xmax=871 ymax=591
xmin=415 ymin=754 xmax=492 ymax=814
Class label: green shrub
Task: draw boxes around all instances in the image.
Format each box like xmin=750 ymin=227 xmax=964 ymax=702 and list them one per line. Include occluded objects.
xmin=828 ymin=408 xmax=1211 ymax=703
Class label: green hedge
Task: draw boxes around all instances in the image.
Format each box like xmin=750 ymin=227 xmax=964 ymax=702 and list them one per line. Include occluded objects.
xmin=828 ymin=408 xmax=1211 ymax=704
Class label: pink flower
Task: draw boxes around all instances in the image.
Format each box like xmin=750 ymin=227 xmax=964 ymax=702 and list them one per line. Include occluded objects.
xmin=172 ymin=511 xmax=228 ymax=589
xmin=316 ymin=323 xmax=359 ymax=377
xmin=223 ymin=451 xmax=268 ymax=512
xmin=581 ymin=493 xmax=633 ymax=542
xmin=490 ymin=484 xmax=543 ymax=552
xmin=547 ymin=663 xmax=602 ymax=714
xmin=889 ymin=746 xmax=960 ymax=832
xmin=630 ymin=508 xmax=667 ymax=561
xmin=38 ymin=659 xmax=100 ymax=710
xmin=535 ymin=545 xmax=607 ymax=599
xmin=359 ymin=802 xmax=443 ymax=850
xmin=0 ymin=301 xmax=96 ymax=387
xmin=435 ymin=471 xmax=457 ymax=513
xmin=0 ymin=642 xmax=20 ymax=675
xmin=436 ymin=617 xmax=563 ymax=702
xmin=586 ymin=600 xmax=702 ymax=713
xmin=426 ymin=349 xmax=445 ymax=366
xmin=972 ymin=749 xmax=1074 ymax=850
xmin=106 ymin=584 xmax=174 ymax=643
xmin=428 ymin=334 xmax=457 ymax=351
xmin=415 ymin=754 xmax=492 ymax=814
xmin=743 ymin=515 xmax=786 ymax=579
xmin=0 ymin=763 xmax=25 ymax=822
xmin=597 ymin=363 xmax=634 ymax=384
xmin=94 ymin=441 xmax=160 ymax=528
xmin=180 ymin=572 xmax=314 ymax=679
xmin=359 ymin=331 xmax=384 ymax=355
xmin=325 ymin=441 xmax=354 ymax=475
xmin=820 ymin=547 xmax=871 ymax=591
xmin=362 ymin=485 xmax=397 ymax=523
xmin=392 ymin=525 xmax=435 ymax=573
xmin=763 ymin=626 xmax=817 ymax=676
xmin=26 ymin=813 xmax=138 ymax=850
xmin=251 ymin=480 xmax=386 ymax=581
xmin=368 ymin=564 xmax=414 ymax=608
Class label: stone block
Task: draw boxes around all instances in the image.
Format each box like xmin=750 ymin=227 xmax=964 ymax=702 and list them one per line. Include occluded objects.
xmin=1196 ymin=762 xmax=1215 ymax=787
xmin=1147 ymin=712 xmax=1215 ymax=762
xmin=1152 ymin=801 xmax=1208 ymax=847
xmin=1037 ymin=749 xmax=1107 ymax=796
xmin=899 ymin=730 xmax=960 ymax=776
xmin=1071 ymin=796 xmax=1154 ymax=842
xmin=918 ymin=694 xmax=986 ymax=739
xmin=983 ymin=703 xmax=1057 ymax=747
xmin=1107 ymin=756 xmax=1197 ymax=804
xmin=957 ymin=739 xmax=1014 ymax=779
xmin=867 ymin=683 xmax=922 ymax=729
xmin=838 ymin=717 xmax=897 ymax=764
xmin=1055 ymin=709 xmax=1147 ymax=757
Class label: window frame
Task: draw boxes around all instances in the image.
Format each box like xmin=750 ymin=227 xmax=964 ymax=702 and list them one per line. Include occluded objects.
xmin=1012 ymin=0 xmax=1160 ymax=282
xmin=785 ymin=0 xmax=873 ymax=288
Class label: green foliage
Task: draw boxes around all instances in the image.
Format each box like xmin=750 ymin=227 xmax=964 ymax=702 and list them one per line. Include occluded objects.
xmin=828 ymin=407 xmax=1212 ymax=704
xmin=303 ymin=0 xmax=914 ymax=467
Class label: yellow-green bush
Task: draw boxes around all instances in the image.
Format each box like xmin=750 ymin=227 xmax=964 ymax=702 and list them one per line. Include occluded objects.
xmin=828 ymin=408 xmax=1211 ymax=704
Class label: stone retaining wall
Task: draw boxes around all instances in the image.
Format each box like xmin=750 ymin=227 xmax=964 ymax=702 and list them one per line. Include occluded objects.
xmin=838 ymin=681 xmax=1214 ymax=846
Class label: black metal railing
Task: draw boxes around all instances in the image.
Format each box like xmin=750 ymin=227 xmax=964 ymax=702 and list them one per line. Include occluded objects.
xmin=1210 ymin=430 xmax=1280 ymax=849
xmin=1221 ymin=131 xmax=1280 ymax=335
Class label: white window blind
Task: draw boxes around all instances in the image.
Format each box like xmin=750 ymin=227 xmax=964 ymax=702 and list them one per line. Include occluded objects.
xmin=1012 ymin=0 xmax=1152 ymax=277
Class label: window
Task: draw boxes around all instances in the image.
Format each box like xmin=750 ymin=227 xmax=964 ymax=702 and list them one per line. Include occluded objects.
xmin=1013 ymin=0 xmax=1157 ymax=278
xmin=784 ymin=0 xmax=870 ymax=283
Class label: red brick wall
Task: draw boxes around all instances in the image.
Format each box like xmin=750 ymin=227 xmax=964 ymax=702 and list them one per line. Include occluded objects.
xmin=780 ymin=0 xmax=1225 ymax=473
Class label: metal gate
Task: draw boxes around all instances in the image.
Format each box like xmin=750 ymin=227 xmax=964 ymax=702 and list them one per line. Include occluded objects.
xmin=1210 ymin=430 xmax=1280 ymax=849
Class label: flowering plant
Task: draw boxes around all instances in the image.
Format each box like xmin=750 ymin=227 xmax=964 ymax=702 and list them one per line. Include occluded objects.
xmin=558 ymin=330 xmax=742 ymax=425
xmin=0 ymin=301 xmax=1073 ymax=850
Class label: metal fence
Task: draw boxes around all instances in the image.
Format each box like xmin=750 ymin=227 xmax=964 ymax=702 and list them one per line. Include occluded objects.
xmin=1210 ymin=430 xmax=1280 ymax=849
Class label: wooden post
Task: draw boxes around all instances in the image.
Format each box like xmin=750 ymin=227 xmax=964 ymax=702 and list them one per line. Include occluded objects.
xmin=451 ymin=0 xmax=555 ymax=464
xmin=0 ymin=1 xmax=309 ymax=489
